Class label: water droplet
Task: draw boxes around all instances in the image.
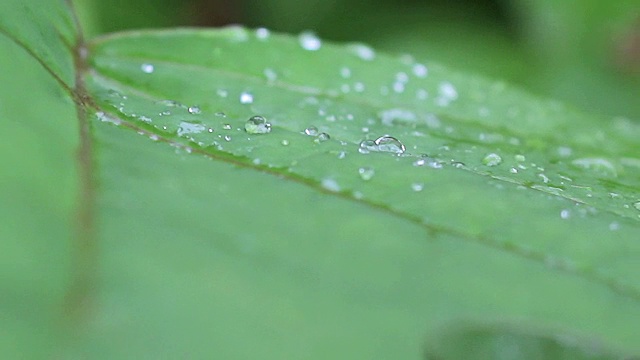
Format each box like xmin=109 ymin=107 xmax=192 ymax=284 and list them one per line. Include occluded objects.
xmin=358 ymin=140 xmax=376 ymax=154
xmin=188 ymin=106 xmax=201 ymax=114
xmin=633 ymin=201 xmax=640 ymax=211
xmin=353 ymin=82 xmax=365 ymax=92
xmin=177 ymin=121 xmax=206 ymax=136
xmin=208 ymin=128 xmax=214 ymax=133
xmin=337 ymin=151 xmax=347 ymax=159
xmin=340 ymin=67 xmax=351 ymax=78
xmin=358 ymin=167 xmax=375 ymax=181
xmin=314 ymin=133 xmax=330 ymax=143
xmin=215 ymin=112 xmax=227 ymax=118
xmin=299 ymin=31 xmax=321 ymax=51
xmin=558 ymin=146 xmax=572 ymax=157
xmin=240 ymin=92 xmax=254 ymax=104
xmin=609 ymin=222 xmax=620 ymax=231
xmin=571 ymin=158 xmax=617 ymax=177
xmin=411 ymin=183 xmax=424 ymax=192
xmin=482 ymin=153 xmax=502 ymax=167
xmin=304 ymin=126 xmax=319 ymax=136
xmin=515 ymin=154 xmax=526 ymax=162
xmin=436 ymin=81 xmax=458 ymax=106
xmin=244 ymin=115 xmax=271 ymax=134
xmin=141 ymin=63 xmax=154 ymax=73
xmin=224 ymin=135 xmax=232 ymax=142
xmin=374 ymin=136 xmax=406 ymax=154
xmin=223 ymin=124 xmax=232 ymax=130
xmin=263 ymin=68 xmax=277 ymax=82
xmin=216 ymin=89 xmax=228 ymax=98
xmin=412 ymin=63 xmax=428 ymax=78
xmin=560 ymin=209 xmax=570 ymax=219
xmin=350 ymin=44 xmax=375 ymax=61
xmin=157 ymin=99 xmax=183 ymax=107
xmin=281 ymin=139 xmax=290 ymax=146
xmin=538 ymin=173 xmax=550 ymax=183
xmin=256 ymin=27 xmax=270 ymax=40
xmin=321 ymin=178 xmax=340 ymax=192
xmin=510 ymin=167 xmax=518 ymax=174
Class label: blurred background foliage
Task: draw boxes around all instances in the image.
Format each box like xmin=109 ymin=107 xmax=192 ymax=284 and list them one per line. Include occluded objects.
xmin=76 ymin=0 xmax=639 ymax=120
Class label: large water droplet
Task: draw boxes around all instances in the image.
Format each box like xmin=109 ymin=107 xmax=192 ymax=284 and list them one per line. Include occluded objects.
xmin=358 ymin=167 xmax=375 ymax=181
xmin=240 ymin=92 xmax=254 ymax=104
xmin=244 ymin=115 xmax=271 ymax=134
xmin=177 ymin=121 xmax=206 ymax=136
xmin=141 ymin=63 xmax=154 ymax=74
xmin=482 ymin=153 xmax=502 ymax=167
xmin=374 ymin=135 xmax=405 ymax=154
xmin=299 ymin=31 xmax=322 ymax=51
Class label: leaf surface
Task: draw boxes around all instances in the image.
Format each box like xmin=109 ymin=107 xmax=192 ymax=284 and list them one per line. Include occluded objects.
xmin=2 ymin=2 xmax=640 ymax=359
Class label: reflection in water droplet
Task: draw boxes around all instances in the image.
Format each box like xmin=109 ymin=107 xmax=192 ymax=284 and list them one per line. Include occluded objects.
xmin=244 ymin=115 xmax=271 ymax=134
xmin=482 ymin=153 xmax=502 ymax=166
xmin=358 ymin=167 xmax=375 ymax=181
xmin=560 ymin=209 xmax=570 ymax=219
xmin=304 ymin=126 xmax=319 ymax=136
xmin=141 ymin=63 xmax=154 ymax=73
xmin=321 ymin=178 xmax=340 ymax=192
xmin=299 ymin=31 xmax=322 ymax=51
xmin=411 ymin=183 xmax=424 ymax=192
xmin=188 ymin=106 xmax=201 ymax=114
xmin=314 ymin=133 xmax=330 ymax=143
xmin=240 ymin=92 xmax=254 ymax=104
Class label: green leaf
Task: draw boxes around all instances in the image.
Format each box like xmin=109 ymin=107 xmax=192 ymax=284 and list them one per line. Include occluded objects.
xmin=2 ymin=1 xmax=640 ymax=359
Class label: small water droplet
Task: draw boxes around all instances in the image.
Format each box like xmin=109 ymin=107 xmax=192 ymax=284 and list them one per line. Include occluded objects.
xmin=264 ymin=68 xmax=277 ymax=82
xmin=314 ymin=133 xmax=330 ymax=143
xmin=515 ymin=154 xmax=526 ymax=162
xmin=141 ymin=63 xmax=154 ymax=73
xmin=188 ymin=105 xmax=201 ymax=114
xmin=358 ymin=167 xmax=375 ymax=181
xmin=321 ymin=178 xmax=340 ymax=192
xmin=538 ymin=173 xmax=550 ymax=183
xmin=299 ymin=31 xmax=322 ymax=51
xmin=436 ymin=81 xmax=458 ymax=106
xmin=223 ymin=124 xmax=232 ymax=130
xmin=244 ymin=115 xmax=271 ymax=134
xmin=224 ymin=135 xmax=232 ymax=142
xmin=609 ymin=222 xmax=620 ymax=231
xmin=560 ymin=209 xmax=570 ymax=219
xmin=412 ymin=63 xmax=428 ymax=78
xmin=350 ymin=44 xmax=375 ymax=61
xmin=510 ymin=167 xmax=518 ymax=174
xmin=482 ymin=153 xmax=502 ymax=167
xmin=337 ymin=151 xmax=347 ymax=159
xmin=256 ymin=27 xmax=270 ymax=40
xmin=304 ymin=126 xmax=319 ymax=136
xmin=216 ymin=89 xmax=228 ymax=98
xmin=215 ymin=112 xmax=227 ymax=118
xmin=633 ymin=201 xmax=640 ymax=211
xmin=340 ymin=67 xmax=352 ymax=78
xmin=281 ymin=139 xmax=290 ymax=146
xmin=411 ymin=183 xmax=424 ymax=192
xmin=240 ymin=92 xmax=254 ymax=104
